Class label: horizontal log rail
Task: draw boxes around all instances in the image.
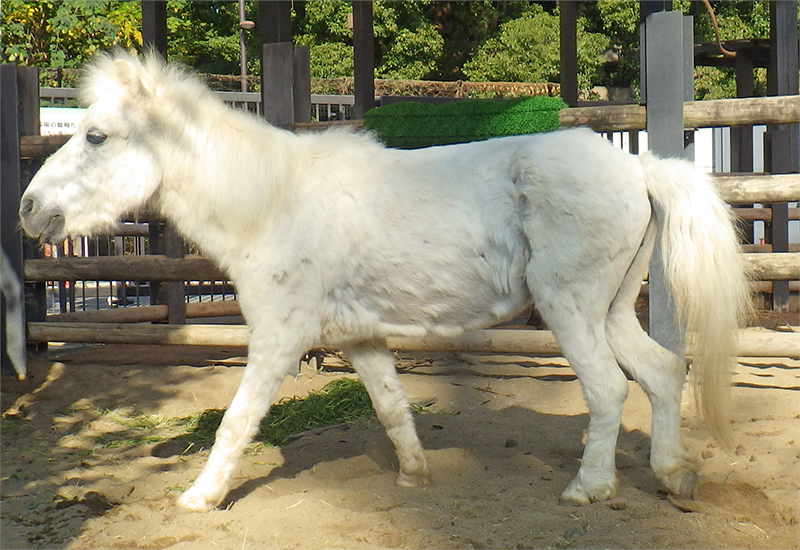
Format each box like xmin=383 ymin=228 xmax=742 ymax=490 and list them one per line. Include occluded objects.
xmin=714 ymin=173 xmax=800 ymax=204
xmin=46 ymin=300 xmax=242 ymax=324
xmin=24 ymin=255 xmax=226 ymax=282
xmin=26 ymin=323 xmax=800 ymax=358
xmin=733 ymin=207 xmax=800 ymax=222
xmin=558 ymin=95 xmax=799 ymax=132
xmin=742 ymin=244 xmax=800 ymax=254
xmin=24 ymin=252 xmax=798 ymax=283
xmin=22 ymin=96 xmax=800 ymax=159
xmin=43 ymin=279 xmax=794 ymax=325
xmin=742 ymin=253 xmax=799 ymax=281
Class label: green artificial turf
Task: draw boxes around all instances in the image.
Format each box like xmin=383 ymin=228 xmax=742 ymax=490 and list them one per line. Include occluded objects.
xmin=363 ymin=96 xmax=567 ymax=149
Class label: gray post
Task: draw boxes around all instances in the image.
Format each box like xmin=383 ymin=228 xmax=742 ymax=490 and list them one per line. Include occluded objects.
xmin=641 ymin=9 xmax=694 ymax=356
xmin=293 ymin=46 xmax=311 ymax=124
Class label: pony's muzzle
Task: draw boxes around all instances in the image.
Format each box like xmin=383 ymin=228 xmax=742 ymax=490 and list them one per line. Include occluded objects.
xmin=19 ymin=194 xmax=66 ymax=243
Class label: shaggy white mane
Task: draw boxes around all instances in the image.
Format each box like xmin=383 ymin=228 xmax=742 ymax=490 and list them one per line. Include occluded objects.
xmin=80 ymin=49 xmax=212 ymax=108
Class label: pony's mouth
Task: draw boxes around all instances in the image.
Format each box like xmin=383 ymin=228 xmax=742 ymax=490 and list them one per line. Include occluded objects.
xmin=38 ymin=214 xmax=66 ymax=243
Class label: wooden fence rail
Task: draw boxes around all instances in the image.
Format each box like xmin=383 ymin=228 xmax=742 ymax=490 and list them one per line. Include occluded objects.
xmin=26 ymin=323 xmax=800 ymax=359
xmin=715 ymin=173 xmax=800 ymax=204
xmin=23 ymin=255 xmax=226 ymax=282
xmin=558 ymin=95 xmax=800 ymax=132
xmin=23 ymin=252 xmax=800 ymax=283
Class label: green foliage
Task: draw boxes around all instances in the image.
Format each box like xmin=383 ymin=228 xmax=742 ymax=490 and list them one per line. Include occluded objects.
xmin=254 ymin=378 xmax=374 ymax=446
xmin=295 ymin=1 xmax=443 ymax=80
xmin=1 ymin=0 xmax=141 ymax=67
xmin=421 ymin=1 xmax=533 ymax=80
xmin=293 ymin=0 xmax=353 ymax=78
xmin=373 ymin=1 xmax=443 ymax=80
xmin=0 ymin=0 xmax=780 ymax=99
xmin=675 ymin=0 xmax=771 ymax=100
xmin=364 ymin=96 xmax=567 ymax=149
xmin=165 ymin=1 xmax=259 ymax=75
xmin=462 ymin=4 xmax=607 ymax=91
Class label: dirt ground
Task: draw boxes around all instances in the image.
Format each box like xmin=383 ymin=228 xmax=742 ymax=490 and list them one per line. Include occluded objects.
xmin=1 ymin=343 xmax=798 ymax=550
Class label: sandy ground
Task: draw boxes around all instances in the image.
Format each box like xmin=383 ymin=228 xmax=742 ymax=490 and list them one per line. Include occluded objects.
xmin=1 ymin=343 xmax=798 ymax=550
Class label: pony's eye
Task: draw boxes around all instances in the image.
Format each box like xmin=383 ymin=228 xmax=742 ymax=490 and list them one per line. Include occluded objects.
xmin=86 ymin=129 xmax=108 ymax=146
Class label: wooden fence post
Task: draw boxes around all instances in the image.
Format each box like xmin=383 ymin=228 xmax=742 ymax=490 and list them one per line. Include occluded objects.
xmin=1 ymin=64 xmax=26 ymax=377
xmin=765 ymin=1 xmax=799 ymax=313
xmin=559 ymin=1 xmax=578 ymax=107
xmin=352 ymin=1 xmax=375 ymax=119
xmin=261 ymin=43 xmax=311 ymax=129
xmin=2 ymin=64 xmax=44 ymax=377
xmin=141 ymin=0 xmax=187 ymax=325
xmin=641 ymin=8 xmax=695 ymax=357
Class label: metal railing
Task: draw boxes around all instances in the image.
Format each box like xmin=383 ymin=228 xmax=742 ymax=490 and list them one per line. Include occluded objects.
xmin=39 ymin=88 xmax=357 ymax=121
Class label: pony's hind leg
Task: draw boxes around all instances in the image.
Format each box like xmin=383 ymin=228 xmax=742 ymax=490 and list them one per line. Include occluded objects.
xmin=604 ymin=220 xmax=697 ymax=498
xmin=531 ymin=283 xmax=629 ymax=504
xmin=554 ymin=316 xmax=629 ymax=504
xmin=178 ymin=331 xmax=304 ymax=511
xmin=342 ymin=342 xmax=430 ymax=487
xmin=606 ymin=309 xmax=697 ymax=498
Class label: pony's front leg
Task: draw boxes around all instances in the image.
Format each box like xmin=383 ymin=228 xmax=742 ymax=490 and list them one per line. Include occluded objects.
xmin=343 ymin=342 xmax=430 ymax=487
xmin=178 ymin=331 xmax=303 ymax=512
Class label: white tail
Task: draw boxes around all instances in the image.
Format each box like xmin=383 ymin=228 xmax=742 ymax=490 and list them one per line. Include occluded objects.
xmin=641 ymin=153 xmax=751 ymax=446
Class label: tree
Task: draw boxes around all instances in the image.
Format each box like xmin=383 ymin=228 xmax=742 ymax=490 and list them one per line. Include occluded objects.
xmin=373 ymin=1 xmax=443 ymax=80
xmin=1 ymin=1 xmax=141 ymax=71
xmin=0 ymin=0 xmax=779 ymax=99
xmin=424 ymin=1 xmax=533 ymax=80
xmin=677 ymin=0 xmax=771 ymax=99
xmin=294 ymin=1 xmax=443 ymax=80
xmin=165 ymin=0 xmax=253 ymax=76
xmin=462 ymin=4 xmax=607 ymax=92
xmin=293 ymin=1 xmax=354 ymax=79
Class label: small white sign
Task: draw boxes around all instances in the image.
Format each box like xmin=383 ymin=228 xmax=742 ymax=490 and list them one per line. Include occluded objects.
xmin=40 ymin=107 xmax=86 ymax=136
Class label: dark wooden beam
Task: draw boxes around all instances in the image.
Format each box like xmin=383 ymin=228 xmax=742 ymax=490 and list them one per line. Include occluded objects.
xmin=141 ymin=1 xmax=167 ymax=55
xmin=559 ymin=0 xmax=578 ymax=107
xmin=257 ymin=1 xmax=292 ymax=45
xmin=766 ymin=0 xmax=799 ymax=312
xmin=352 ymin=1 xmax=375 ymax=119
xmin=1 ymin=65 xmax=25 ymax=376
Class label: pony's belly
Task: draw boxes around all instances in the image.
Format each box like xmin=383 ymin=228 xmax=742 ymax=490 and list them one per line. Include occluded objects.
xmin=322 ymin=254 xmax=531 ymax=342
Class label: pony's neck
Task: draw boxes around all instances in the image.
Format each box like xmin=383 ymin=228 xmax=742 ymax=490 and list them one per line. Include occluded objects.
xmin=153 ymin=101 xmax=295 ymax=270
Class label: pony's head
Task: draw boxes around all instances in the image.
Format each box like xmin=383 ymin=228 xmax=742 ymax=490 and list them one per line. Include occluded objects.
xmin=20 ymin=51 xmax=185 ymax=242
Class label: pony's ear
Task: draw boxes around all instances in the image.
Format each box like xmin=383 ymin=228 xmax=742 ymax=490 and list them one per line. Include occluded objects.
xmin=112 ymin=58 xmax=158 ymax=99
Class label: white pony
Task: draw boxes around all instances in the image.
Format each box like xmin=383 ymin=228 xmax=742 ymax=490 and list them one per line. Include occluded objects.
xmin=20 ymin=52 xmax=749 ymax=512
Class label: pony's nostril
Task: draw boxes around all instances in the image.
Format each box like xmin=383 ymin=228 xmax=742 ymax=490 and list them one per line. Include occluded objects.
xmin=20 ymin=196 xmax=35 ymax=217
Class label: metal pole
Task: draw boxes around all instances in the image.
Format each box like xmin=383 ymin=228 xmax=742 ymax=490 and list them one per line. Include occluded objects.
xmin=238 ymin=0 xmax=249 ymax=93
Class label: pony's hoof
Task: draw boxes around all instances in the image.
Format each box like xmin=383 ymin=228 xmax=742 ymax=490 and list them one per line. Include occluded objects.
xmin=657 ymin=463 xmax=698 ymax=500
xmin=560 ymin=475 xmax=617 ymax=505
xmin=677 ymin=470 xmax=698 ymax=500
xmin=396 ymin=470 xmax=430 ymax=487
xmin=178 ymin=487 xmax=220 ymax=512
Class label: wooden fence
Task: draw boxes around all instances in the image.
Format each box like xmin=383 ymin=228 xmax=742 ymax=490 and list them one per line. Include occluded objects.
xmin=9 ymin=93 xmax=800 ymax=359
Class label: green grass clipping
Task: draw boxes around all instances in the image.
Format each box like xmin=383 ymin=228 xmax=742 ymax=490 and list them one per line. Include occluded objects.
xmin=95 ymin=378 xmax=376 ymax=451
xmin=184 ymin=378 xmax=375 ymax=447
